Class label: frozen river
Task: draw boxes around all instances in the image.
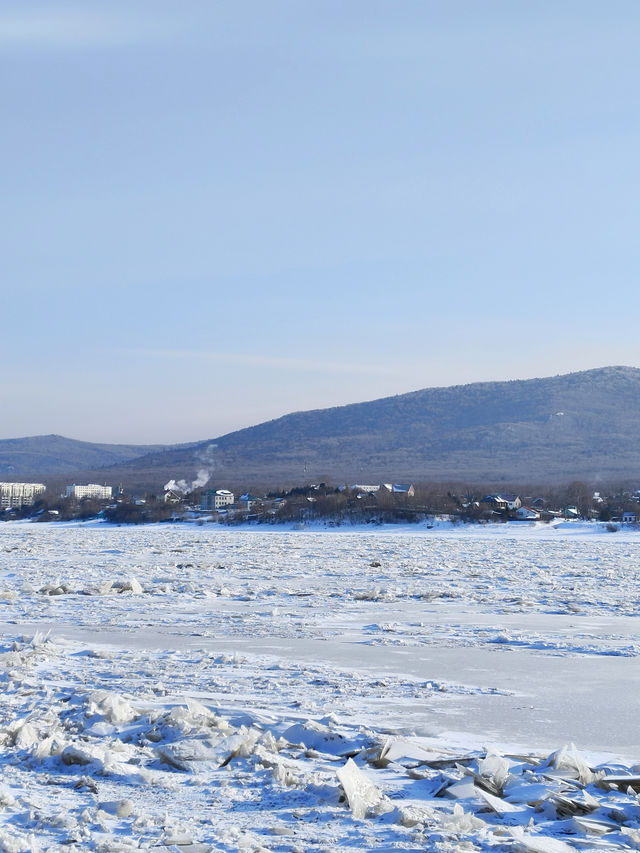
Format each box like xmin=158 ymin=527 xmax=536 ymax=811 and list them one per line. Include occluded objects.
xmin=1 ymin=520 xmax=639 ymax=851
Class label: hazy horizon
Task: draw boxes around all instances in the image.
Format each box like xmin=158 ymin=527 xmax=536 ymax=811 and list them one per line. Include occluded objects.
xmin=2 ymin=363 xmax=638 ymax=447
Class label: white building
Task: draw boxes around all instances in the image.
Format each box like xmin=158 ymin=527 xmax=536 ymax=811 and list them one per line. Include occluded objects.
xmin=515 ymin=506 xmax=540 ymax=520
xmin=65 ymin=483 xmax=113 ymax=501
xmin=0 ymin=482 xmax=46 ymax=509
xmin=200 ymin=489 xmax=234 ymax=511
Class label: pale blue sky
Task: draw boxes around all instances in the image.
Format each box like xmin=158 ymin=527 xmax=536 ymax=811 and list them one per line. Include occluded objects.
xmin=2 ymin=1 xmax=639 ymax=443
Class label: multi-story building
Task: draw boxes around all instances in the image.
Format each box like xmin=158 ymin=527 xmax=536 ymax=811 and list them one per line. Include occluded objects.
xmin=0 ymin=482 xmax=46 ymax=509
xmin=65 ymin=483 xmax=113 ymax=501
xmin=200 ymin=489 xmax=234 ymax=511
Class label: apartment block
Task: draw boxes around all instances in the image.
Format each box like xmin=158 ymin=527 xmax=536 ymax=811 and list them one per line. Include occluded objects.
xmin=65 ymin=483 xmax=113 ymax=500
xmin=0 ymin=482 xmax=46 ymax=509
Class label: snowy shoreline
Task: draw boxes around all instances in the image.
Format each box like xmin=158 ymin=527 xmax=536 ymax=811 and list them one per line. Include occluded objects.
xmin=4 ymin=515 xmax=639 ymax=539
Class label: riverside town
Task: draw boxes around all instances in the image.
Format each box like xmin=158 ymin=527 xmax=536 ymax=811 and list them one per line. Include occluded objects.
xmin=1 ymin=480 xmax=639 ymax=528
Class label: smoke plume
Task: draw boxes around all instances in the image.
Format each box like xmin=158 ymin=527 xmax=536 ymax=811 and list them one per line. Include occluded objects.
xmin=164 ymin=444 xmax=217 ymax=494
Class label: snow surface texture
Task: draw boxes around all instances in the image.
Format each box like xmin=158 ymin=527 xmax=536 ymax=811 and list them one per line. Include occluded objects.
xmin=1 ymin=521 xmax=640 ymax=851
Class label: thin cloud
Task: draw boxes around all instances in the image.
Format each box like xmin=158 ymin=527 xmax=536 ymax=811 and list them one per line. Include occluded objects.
xmin=0 ymin=10 xmax=177 ymax=48
xmin=133 ymin=348 xmax=401 ymax=377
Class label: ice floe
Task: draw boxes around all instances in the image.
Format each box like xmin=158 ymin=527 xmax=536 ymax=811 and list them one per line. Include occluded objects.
xmin=0 ymin=522 xmax=639 ymax=849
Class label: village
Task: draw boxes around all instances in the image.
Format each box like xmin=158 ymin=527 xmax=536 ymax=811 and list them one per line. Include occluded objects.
xmin=1 ymin=479 xmax=639 ymax=527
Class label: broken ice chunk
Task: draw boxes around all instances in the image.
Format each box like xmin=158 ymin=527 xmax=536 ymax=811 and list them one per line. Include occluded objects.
xmin=86 ymin=690 xmax=137 ymax=724
xmin=546 ymin=744 xmax=595 ymax=785
xmin=61 ymin=745 xmax=102 ymax=767
xmin=509 ymin=826 xmax=576 ymax=853
xmin=115 ymin=577 xmax=143 ymax=594
xmin=337 ymin=758 xmax=384 ymax=820
xmin=476 ymin=786 xmax=532 ymax=818
xmin=477 ymin=750 xmax=511 ymax=793
xmin=97 ymin=799 xmax=134 ymax=818
xmin=282 ymin=720 xmax=350 ymax=755
xmin=439 ymin=803 xmax=485 ymax=833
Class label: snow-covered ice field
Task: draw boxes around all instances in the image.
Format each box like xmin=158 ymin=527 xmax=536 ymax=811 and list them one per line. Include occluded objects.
xmin=1 ymin=520 xmax=640 ymax=851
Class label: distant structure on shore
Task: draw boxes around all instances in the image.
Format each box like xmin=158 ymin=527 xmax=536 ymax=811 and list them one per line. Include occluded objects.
xmin=0 ymin=482 xmax=46 ymax=509
xmin=199 ymin=489 xmax=235 ymax=511
xmin=65 ymin=483 xmax=113 ymax=500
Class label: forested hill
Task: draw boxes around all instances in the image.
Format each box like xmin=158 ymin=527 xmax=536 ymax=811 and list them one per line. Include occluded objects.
xmin=83 ymin=365 xmax=640 ymax=488
xmin=0 ymin=435 xmax=173 ymax=478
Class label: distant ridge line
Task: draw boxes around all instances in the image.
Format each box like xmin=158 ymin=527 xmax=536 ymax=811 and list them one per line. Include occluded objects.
xmin=3 ymin=366 xmax=640 ymax=488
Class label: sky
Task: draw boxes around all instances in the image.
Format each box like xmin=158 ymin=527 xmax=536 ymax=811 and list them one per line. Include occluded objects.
xmin=2 ymin=1 xmax=640 ymax=445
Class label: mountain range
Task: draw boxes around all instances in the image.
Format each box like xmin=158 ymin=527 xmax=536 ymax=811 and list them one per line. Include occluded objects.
xmin=0 ymin=435 xmax=176 ymax=479
xmin=4 ymin=366 xmax=640 ymax=490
